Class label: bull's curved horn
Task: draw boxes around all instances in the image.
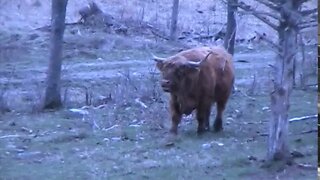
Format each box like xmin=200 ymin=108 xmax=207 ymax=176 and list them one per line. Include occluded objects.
xmin=186 ymin=61 xmax=201 ymax=68
xmin=152 ymin=53 xmax=166 ymax=62
xmin=144 ymin=43 xmax=166 ymax=63
xmin=186 ymin=51 xmax=213 ymax=68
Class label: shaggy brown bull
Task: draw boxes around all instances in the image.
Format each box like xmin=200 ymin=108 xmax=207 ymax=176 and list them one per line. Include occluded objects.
xmin=154 ymin=46 xmax=234 ymax=135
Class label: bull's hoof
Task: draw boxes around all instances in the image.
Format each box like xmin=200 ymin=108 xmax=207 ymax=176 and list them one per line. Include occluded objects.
xmin=169 ymin=128 xmax=178 ymax=135
xmin=197 ymin=127 xmax=207 ymax=135
xmin=162 ymin=133 xmax=180 ymax=147
xmin=213 ymin=119 xmax=223 ymax=132
xmin=213 ymin=125 xmax=223 ymax=132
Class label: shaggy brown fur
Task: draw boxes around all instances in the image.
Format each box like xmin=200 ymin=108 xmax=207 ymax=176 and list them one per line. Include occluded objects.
xmin=154 ymin=46 xmax=235 ymax=134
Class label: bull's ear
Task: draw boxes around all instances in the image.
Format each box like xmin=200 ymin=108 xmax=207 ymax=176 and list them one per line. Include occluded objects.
xmin=152 ymin=55 xmax=166 ymax=70
xmin=155 ymin=59 xmax=165 ymax=70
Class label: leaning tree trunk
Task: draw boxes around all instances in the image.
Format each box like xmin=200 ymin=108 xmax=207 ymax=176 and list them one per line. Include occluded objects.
xmin=43 ymin=0 xmax=68 ymax=109
xmin=268 ymin=0 xmax=299 ymax=161
xmin=170 ymin=0 xmax=179 ymax=41
xmin=224 ymin=0 xmax=237 ymax=93
xmin=298 ymin=34 xmax=306 ymax=89
xmin=223 ymin=0 xmax=237 ymax=55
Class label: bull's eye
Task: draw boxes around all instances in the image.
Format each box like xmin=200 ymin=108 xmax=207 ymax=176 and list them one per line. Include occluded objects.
xmin=175 ymin=69 xmax=184 ymax=79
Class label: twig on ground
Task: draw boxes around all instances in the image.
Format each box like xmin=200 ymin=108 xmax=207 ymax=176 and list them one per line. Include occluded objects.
xmin=300 ymin=129 xmax=317 ymax=134
xmin=258 ymin=133 xmax=268 ymax=137
xmin=92 ymin=119 xmax=100 ymax=130
xmin=258 ymin=128 xmax=318 ymax=137
xmin=296 ymin=163 xmax=317 ymax=170
xmin=69 ymin=108 xmax=89 ymax=115
xmin=289 ymin=114 xmax=317 ymax=122
xmin=103 ymin=125 xmax=119 ymax=132
xmin=135 ymin=98 xmax=148 ymax=108
xmin=0 ymin=134 xmax=24 ymax=139
xmin=237 ymin=90 xmax=256 ymax=100
xmin=80 ymin=104 xmax=107 ymax=110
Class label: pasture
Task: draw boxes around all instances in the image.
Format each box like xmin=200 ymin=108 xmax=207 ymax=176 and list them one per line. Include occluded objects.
xmin=0 ymin=0 xmax=317 ymax=179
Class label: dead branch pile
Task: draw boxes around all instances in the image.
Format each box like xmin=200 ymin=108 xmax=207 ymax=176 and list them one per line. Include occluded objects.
xmin=78 ymin=2 xmax=114 ymax=28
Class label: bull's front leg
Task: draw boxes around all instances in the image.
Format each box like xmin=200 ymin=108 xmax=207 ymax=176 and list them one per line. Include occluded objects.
xmin=169 ymin=97 xmax=182 ymax=135
xmin=196 ymin=101 xmax=211 ymax=135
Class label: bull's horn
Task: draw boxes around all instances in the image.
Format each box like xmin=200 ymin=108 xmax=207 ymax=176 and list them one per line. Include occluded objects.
xmin=152 ymin=53 xmax=166 ymax=62
xmin=186 ymin=51 xmax=213 ymax=68
xmin=186 ymin=61 xmax=201 ymax=68
xmin=144 ymin=43 xmax=166 ymax=62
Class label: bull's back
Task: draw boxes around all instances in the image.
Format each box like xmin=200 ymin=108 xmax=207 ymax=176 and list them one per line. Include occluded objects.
xmin=172 ymin=46 xmax=234 ymax=105
xmin=192 ymin=46 xmax=234 ymax=100
xmin=209 ymin=46 xmax=234 ymax=76
xmin=207 ymin=47 xmax=234 ymax=100
xmin=175 ymin=46 xmax=234 ymax=95
xmin=177 ymin=47 xmax=212 ymax=62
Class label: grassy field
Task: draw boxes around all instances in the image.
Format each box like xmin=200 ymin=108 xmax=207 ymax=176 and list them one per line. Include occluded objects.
xmin=0 ymin=0 xmax=318 ymax=179
xmin=0 ymin=26 xmax=318 ymax=180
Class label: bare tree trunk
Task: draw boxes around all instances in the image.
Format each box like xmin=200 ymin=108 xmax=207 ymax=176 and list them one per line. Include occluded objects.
xmin=293 ymin=58 xmax=296 ymax=87
xmin=234 ymin=0 xmax=315 ymax=163
xmin=170 ymin=0 xmax=179 ymax=41
xmin=224 ymin=0 xmax=237 ymax=55
xmin=268 ymin=0 xmax=299 ymax=162
xmin=43 ymin=0 xmax=68 ymax=109
xmin=298 ymin=34 xmax=306 ymax=89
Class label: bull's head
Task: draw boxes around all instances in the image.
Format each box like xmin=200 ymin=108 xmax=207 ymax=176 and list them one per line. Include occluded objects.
xmin=153 ymin=54 xmax=202 ymax=93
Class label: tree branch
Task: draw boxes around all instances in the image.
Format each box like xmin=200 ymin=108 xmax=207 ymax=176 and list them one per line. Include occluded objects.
xmin=254 ymin=0 xmax=280 ymax=11
xmin=300 ymin=8 xmax=317 ymax=16
xmin=299 ymin=22 xmax=317 ymax=30
xmin=300 ymin=19 xmax=317 ymax=25
xmin=239 ymin=11 xmax=281 ymax=21
xmin=280 ymin=2 xmax=312 ymax=26
xmin=150 ymin=29 xmax=170 ymax=40
xmin=237 ymin=2 xmax=279 ymax=31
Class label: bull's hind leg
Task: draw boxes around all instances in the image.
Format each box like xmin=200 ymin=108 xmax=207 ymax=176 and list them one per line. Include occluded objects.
xmin=214 ymin=100 xmax=227 ymax=132
xmin=196 ymin=102 xmax=211 ymax=135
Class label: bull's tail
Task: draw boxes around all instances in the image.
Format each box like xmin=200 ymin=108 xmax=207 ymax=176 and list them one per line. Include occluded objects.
xmin=221 ymin=58 xmax=227 ymax=72
xmin=203 ymin=50 xmax=227 ymax=72
xmin=202 ymin=51 xmax=213 ymax=62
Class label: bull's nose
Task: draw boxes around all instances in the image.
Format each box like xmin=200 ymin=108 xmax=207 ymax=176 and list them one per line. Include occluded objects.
xmin=161 ymin=80 xmax=170 ymax=86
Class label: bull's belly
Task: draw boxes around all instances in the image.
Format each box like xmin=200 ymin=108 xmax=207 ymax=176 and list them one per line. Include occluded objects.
xmin=176 ymin=95 xmax=197 ymax=115
xmin=181 ymin=106 xmax=195 ymax=115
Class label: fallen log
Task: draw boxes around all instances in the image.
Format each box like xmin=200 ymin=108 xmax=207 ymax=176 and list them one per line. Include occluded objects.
xmin=35 ymin=22 xmax=82 ymax=31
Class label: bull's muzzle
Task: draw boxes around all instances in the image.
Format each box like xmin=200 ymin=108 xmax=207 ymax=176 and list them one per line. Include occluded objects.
xmin=160 ymin=79 xmax=171 ymax=92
